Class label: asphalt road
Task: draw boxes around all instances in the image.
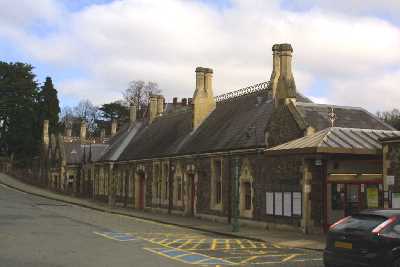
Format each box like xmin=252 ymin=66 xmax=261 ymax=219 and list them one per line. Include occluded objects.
xmin=0 ymin=184 xmax=324 ymax=267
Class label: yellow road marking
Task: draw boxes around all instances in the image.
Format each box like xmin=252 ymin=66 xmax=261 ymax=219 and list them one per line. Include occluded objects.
xmin=235 ymin=239 xmax=246 ymax=249
xmin=158 ymin=239 xmax=169 ymax=245
xmin=164 ymin=239 xmax=182 ymax=246
xmin=247 ymin=240 xmax=257 ymax=248
xmin=211 ymin=239 xmax=218 ymax=250
xmin=241 ymin=255 xmax=259 ymax=264
xmin=177 ymin=239 xmax=193 ymax=249
xmin=282 ymin=254 xmax=299 ymax=262
xmin=224 ymin=239 xmax=231 ymax=250
xmin=190 ymin=238 xmax=206 ymax=250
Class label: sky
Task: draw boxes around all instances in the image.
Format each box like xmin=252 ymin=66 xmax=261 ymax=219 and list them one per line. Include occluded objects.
xmin=0 ymin=0 xmax=399 ymax=112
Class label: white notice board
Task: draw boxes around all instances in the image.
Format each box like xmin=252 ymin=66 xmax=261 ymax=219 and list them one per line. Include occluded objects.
xmin=293 ymin=192 xmax=302 ymax=216
xmin=266 ymin=192 xmax=274 ymax=215
xmin=274 ymin=192 xmax=283 ymax=216
xmin=283 ymin=192 xmax=292 ymax=217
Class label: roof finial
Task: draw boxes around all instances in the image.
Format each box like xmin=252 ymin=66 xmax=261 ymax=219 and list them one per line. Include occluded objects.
xmin=328 ymin=107 xmax=337 ymax=127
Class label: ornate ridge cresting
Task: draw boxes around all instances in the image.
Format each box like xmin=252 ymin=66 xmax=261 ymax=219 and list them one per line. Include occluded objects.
xmin=214 ymin=81 xmax=270 ymax=102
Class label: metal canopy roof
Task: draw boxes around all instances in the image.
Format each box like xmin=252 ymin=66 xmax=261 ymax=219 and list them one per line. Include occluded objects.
xmin=266 ymin=127 xmax=400 ymax=155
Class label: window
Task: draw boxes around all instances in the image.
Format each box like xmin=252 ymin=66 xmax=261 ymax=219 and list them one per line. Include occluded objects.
xmin=177 ymin=176 xmax=182 ymax=201
xmin=214 ymin=159 xmax=222 ymax=205
xmin=244 ymin=182 xmax=252 ymax=210
xmin=163 ymin=164 xmax=169 ymax=200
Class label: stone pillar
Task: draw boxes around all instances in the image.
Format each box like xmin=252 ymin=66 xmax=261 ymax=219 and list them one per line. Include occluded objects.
xmin=383 ymin=144 xmax=390 ymax=208
xmin=108 ymin=163 xmax=115 ymax=207
xmin=301 ymin=161 xmax=312 ymax=234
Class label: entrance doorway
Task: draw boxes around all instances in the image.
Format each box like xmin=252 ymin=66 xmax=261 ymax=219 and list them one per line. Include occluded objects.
xmin=185 ymin=174 xmax=195 ymax=216
xmin=326 ymin=182 xmax=382 ymax=227
xmin=135 ymin=171 xmax=145 ymax=210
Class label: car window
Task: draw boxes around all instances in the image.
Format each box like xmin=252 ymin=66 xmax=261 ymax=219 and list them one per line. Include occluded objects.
xmin=334 ymin=215 xmax=387 ymax=231
xmin=381 ymin=221 xmax=400 ymax=238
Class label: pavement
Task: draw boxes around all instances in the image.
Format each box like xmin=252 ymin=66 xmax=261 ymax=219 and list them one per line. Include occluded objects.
xmin=0 ymin=172 xmax=325 ymax=253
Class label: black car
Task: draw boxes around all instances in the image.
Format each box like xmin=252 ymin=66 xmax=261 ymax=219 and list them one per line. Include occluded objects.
xmin=324 ymin=209 xmax=400 ymax=267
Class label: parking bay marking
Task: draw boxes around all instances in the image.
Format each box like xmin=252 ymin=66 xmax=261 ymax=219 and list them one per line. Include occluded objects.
xmin=94 ymin=232 xmax=322 ymax=265
xmin=93 ymin=231 xmax=136 ymax=241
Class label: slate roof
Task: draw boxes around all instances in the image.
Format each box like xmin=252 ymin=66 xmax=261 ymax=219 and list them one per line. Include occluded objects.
xmin=178 ymin=90 xmax=272 ymax=155
xmin=295 ymin=102 xmax=394 ymax=131
xmin=118 ymin=87 xmax=311 ymax=161
xmin=118 ymin=110 xmax=193 ymax=160
xmin=116 ymin=81 xmax=393 ymax=161
xmin=65 ymin=143 xmax=109 ymax=165
xmin=266 ymin=127 xmax=400 ymax=155
xmin=99 ymin=122 xmax=143 ymax=162
xmin=64 ymin=143 xmax=84 ymax=165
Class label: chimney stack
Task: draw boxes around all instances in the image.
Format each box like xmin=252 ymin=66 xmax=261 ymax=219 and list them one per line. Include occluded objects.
xmin=275 ymin=43 xmax=296 ymax=106
xmin=100 ymin=128 xmax=106 ymax=142
xmin=43 ymin=120 xmax=49 ymax=146
xmin=182 ymin=98 xmax=187 ymax=106
xmin=192 ymin=67 xmax=216 ymax=129
xmin=188 ymin=98 xmax=193 ymax=106
xmin=111 ymin=119 xmax=117 ymax=136
xmin=149 ymin=95 xmax=158 ymax=123
xmin=80 ymin=120 xmax=87 ymax=143
xmin=129 ymin=104 xmax=137 ymax=124
xmin=173 ymin=97 xmax=178 ymax=105
xmin=157 ymin=95 xmax=165 ymax=115
xmin=270 ymin=44 xmax=280 ymax=100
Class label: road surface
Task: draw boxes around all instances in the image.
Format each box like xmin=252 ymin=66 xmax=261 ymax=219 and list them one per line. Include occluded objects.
xmin=0 ymin=183 xmax=323 ymax=266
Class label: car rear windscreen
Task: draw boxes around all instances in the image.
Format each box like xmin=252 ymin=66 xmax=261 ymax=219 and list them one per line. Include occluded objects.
xmin=334 ymin=215 xmax=387 ymax=232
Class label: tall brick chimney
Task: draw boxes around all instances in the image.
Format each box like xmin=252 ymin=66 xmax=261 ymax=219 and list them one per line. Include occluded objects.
xmin=111 ymin=119 xmax=117 ymax=136
xmin=275 ymin=43 xmax=296 ymax=106
xmin=193 ymin=67 xmax=216 ymax=129
xmin=129 ymin=103 xmax=137 ymax=124
xmin=80 ymin=120 xmax=87 ymax=143
xmin=43 ymin=120 xmax=49 ymax=146
xmin=270 ymin=44 xmax=280 ymax=100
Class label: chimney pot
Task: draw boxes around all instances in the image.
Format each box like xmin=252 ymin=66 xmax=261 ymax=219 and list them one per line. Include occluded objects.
xmin=173 ymin=97 xmax=178 ymax=105
xmin=188 ymin=98 xmax=193 ymax=106
xmin=182 ymin=98 xmax=187 ymax=106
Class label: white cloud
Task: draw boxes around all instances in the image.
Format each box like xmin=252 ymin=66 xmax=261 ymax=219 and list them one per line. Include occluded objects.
xmin=0 ymin=0 xmax=400 ymax=112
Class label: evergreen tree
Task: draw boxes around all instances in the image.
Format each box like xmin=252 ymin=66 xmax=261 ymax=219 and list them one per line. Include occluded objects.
xmin=39 ymin=77 xmax=60 ymax=132
xmin=0 ymin=62 xmax=40 ymax=163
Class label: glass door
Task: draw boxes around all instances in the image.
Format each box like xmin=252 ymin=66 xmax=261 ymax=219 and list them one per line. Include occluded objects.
xmin=345 ymin=184 xmax=361 ymax=216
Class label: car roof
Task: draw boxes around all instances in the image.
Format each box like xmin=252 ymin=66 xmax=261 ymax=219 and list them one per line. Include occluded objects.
xmin=358 ymin=209 xmax=400 ymax=218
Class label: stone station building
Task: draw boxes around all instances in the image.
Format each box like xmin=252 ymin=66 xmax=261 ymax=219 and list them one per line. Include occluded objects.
xmin=40 ymin=43 xmax=400 ymax=234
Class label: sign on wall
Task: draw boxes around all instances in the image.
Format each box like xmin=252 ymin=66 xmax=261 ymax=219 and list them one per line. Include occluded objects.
xmin=266 ymin=191 xmax=302 ymax=217
xmin=367 ymin=187 xmax=379 ymax=208
xmin=266 ymin=192 xmax=274 ymax=215
xmin=387 ymin=176 xmax=395 ymax=186
xmin=274 ymin=192 xmax=283 ymax=216
xmin=292 ymin=192 xmax=302 ymax=216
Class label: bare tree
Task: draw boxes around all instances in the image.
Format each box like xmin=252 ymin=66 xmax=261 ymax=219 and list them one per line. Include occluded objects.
xmin=122 ymin=81 xmax=161 ymax=117
xmin=73 ymin=100 xmax=99 ymax=134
